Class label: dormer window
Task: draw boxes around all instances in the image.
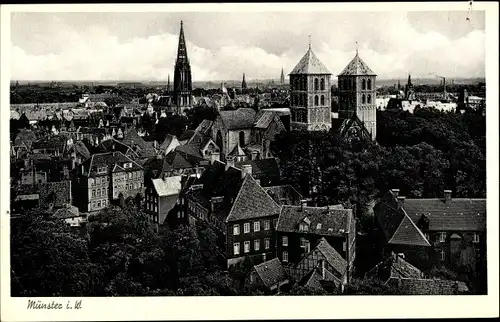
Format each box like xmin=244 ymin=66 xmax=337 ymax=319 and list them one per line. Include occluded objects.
xmin=97 ymin=166 xmax=107 ymax=174
xmin=299 ymin=223 xmax=309 ymax=232
xmin=123 ymin=162 xmax=132 ymax=169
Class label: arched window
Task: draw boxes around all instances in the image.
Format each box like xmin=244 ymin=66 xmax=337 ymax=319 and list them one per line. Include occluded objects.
xmin=320 ymin=78 xmax=325 ymax=90
xmin=301 ymin=77 xmax=306 ymax=90
xmin=362 ymin=94 xmax=366 ymax=104
xmin=367 ymin=79 xmax=372 ymax=90
xmin=362 ymin=79 xmax=366 ymax=90
xmin=314 ymin=95 xmax=319 ymax=106
xmin=367 ymin=94 xmax=372 ymax=104
xmin=314 ymin=78 xmax=319 ymax=91
xmin=320 ymin=95 xmax=325 ymax=106
xmin=239 ymin=131 xmax=245 ymax=146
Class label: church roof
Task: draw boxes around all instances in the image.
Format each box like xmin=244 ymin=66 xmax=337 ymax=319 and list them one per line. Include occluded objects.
xmin=290 ymin=47 xmax=332 ymax=75
xmin=339 ymin=52 xmax=376 ymax=76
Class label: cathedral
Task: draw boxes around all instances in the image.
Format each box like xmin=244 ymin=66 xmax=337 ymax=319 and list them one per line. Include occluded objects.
xmin=288 ymin=44 xmax=377 ymax=141
xmin=173 ymin=21 xmax=193 ymax=113
xmin=289 ymin=44 xmax=332 ymax=132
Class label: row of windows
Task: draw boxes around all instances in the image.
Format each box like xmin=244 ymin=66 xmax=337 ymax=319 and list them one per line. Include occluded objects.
xmin=146 ymin=201 xmax=158 ymax=213
xmin=280 ymin=235 xmax=311 ymax=247
xmin=90 ymin=176 xmax=108 ymax=186
xmin=115 ymin=182 xmax=143 ymax=191
xmin=291 ymin=77 xmax=328 ymax=91
xmin=339 ymin=78 xmax=373 ymax=91
xmin=432 ymin=232 xmax=480 ymax=243
xmin=91 ymin=199 xmax=108 ymax=209
xmin=233 ymin=238 xmax=271 ymax=255
xmin=91 ymin=188 xmax=108 ymax=198
xmin=291 ymin=109 xmax=308 ymax=123
xmin=233 ymin=220 xmax=274 ymax=235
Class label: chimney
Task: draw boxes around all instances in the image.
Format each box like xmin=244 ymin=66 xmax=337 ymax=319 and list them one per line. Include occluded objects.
xmin=210 ymin=152 xmax=220 ymax=165
xmin=443 ymin=190 xmax=452 ymax=202
xmin=397 ymin=196 xmax=405 ymax=207
xmin=241 ymin=164 xmax=252 ymax=179
xmin=300 ymin=199 xmax=307 ymax=211
xmin=391 ymin=189 xmax=400 ymax=198
xmin=225 ymin=157 xmax=235 ymax=170
xmin=81 ymin=164 xmax=84 ymax=174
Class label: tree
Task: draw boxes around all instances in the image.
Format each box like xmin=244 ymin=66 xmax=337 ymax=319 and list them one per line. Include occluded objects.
xmin=11 ymin=210 xmax=101 ymax=296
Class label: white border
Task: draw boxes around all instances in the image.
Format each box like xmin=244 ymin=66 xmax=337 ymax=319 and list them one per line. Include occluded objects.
xmin=1 ymin=2 xmax=499 ymax=321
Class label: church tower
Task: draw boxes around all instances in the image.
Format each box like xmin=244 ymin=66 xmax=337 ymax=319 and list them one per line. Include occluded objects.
xmin=173 ymin=21 xmax=193 ymax=111
xmin=280 ymin=67 xmax=285 ymax=85
xmin=241 ymin=73 xmax=247 ymax=89
xmin=405 ymin=73 xmax=415 ymax=101
xmin=289 ymin=43 xmax=332 ymax=132
xmin=338 ymin=50 xmax=377 ymax=141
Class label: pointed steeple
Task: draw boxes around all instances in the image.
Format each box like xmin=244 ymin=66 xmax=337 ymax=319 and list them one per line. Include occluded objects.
xmin=176 ymin=20 xmax=189 ymax=62
xmin=167 ymin=74 xmax=171 ymax=92
xmin=397 ymin=78 xmax=401 ymax=90
xmin=280 ymin=67 xmax=285 ymax=84
xmin=242 ymin=73 xmax=247 ymax=89
xmin=407 ymin=73 xmax=412 ymax=86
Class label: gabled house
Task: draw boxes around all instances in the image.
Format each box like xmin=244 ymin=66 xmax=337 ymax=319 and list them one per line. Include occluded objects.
xmin=276 ymin=202 xmax=356 ymax=281
xmin=181 ymin=160 xmax=282 ymax=267
xmin=374 ymin=189 xmax=486 ymax=273
xmin=158 ymin=134 xmax=181 ymax=156
xmin=246 ymin=257 xmax=290 ymax=293
xmin=145 ymin=175 xmax=182 ymax=227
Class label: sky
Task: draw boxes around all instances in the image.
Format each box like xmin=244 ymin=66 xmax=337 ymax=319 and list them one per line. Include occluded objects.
xmin=10 ymin=11 xmax=486 ymax=81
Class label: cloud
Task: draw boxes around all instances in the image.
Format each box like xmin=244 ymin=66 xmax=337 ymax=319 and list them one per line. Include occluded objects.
xmin=10 ymin=11 xmax=485 ymax=81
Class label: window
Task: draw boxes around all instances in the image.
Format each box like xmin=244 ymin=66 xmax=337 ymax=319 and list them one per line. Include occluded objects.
xmin=314 ymin=95 xmax=319 ymax=106
xmin=254 ymin=240 xmax=260 ymax=251
xmin=282 ymin=236 xmax=288 ymax=246
xmin=239 ymin=131 xmax=245 ymax=146
xmin=473 ymin=233 xmax=480 ymax=243
xmin=97 ymin=201 xmax=101 ymax=208
xmin=300 ymin=237 xmax=307 ymax=247
xmin=362 ymin=94 xmax=366 ymax=104
xmin=244 ymin=223 xmax=250 ymax=234
xmin=314 ymin=78 xmax=319 ymax=91
xmin=244 ymin=241 xmax=250 ymax=253
xmin=320 ymin=78 xmax=325 ymax=90
xmin=439 ymin=232 xmax=446 ymax=243
xmin=362 ymin=79 xmax=366 ymax=90
xmin=440 ymin=250 xmax=445 ymax=261
xmin=264 ymin=220 xmax=270 ymax=230
xmin=320 ymin=95 xmax=325 ymax=106
xmin=265 ymin=238 xmax=270 ymax=249
xmin=234 ymin=242 xmax=240 ymax=255
xmin=92 ymin=189 xmax=96 ymax=197
xmin=283 ymin=251 xmax=288 ymax=262
xmin=273 ymin=219 xmax=278 ymax=228
xmin=233 ymin=224 xmax=240 ymax=235
xmin=254 ymin=221 xmax=260 ymax=232
xmin=367 ymin=94 xmax=372 ymax=104
xmin=128 ymin=172 xmax=132 ymax=179
xmin=367 ymin=79 xmax=372 ymax=90
xmin=299 ymin=223 xmax=309 ymax=232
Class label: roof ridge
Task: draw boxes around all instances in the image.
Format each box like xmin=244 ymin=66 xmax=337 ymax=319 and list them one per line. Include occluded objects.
xmin=224 ymin=174 xmax=249 ymax=223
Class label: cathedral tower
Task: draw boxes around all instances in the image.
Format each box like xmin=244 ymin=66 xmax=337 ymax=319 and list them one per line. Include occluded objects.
xmin=289 ymin=44 xmax=332 ymax=132
xmin=280 ymin=67 xmax=285 ymax=85
xmin=173 ymin=21 xmax=193 ymax=111
xmin=242 ymin=73 xmax=247 ymax=89
xmin=337 ymin=50 xmax=377 ymax=141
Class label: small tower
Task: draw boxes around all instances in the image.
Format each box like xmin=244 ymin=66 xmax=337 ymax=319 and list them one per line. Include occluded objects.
xmin=167 ymin=74 xmax=171 ymax=93
xmin=242 ymin=73 xmax=247 ymax=90
xmin=289 ymin=41 xmax=332 ymax=132
xmin=337 ymin=49 xmax=377 ymax=141
xmin=405 ymin=73 xmax=415 ymax=100
xmin=280 ymin=67 xmax=285 ymax=85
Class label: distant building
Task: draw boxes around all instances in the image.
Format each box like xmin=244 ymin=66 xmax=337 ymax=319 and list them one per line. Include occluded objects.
xmin=289 ymin=44 xmax=332 ymax=131
xmin=242 ymin=73 xmax=248 ymax=90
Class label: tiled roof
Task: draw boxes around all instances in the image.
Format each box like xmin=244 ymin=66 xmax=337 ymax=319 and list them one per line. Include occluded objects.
xmin=175 ymin=144 xmax=204 ymax=159
xmin=152 ymin=176 xmax=182 ymax=197
xmin=367 ymin=253 xmax=424 ymax=281
xmin=303 ymin=265 xmax=342 ymax=290
xmin=254 ymin=110 xmax=277 ymax=129
xmin=32 ymin=135 xmax=68 ymax=151
xmin=290 ymin=48 xmax=332 ymax=75
xmin=226 ymin=175 xmax=281 ymax=222
xmin=84 ymin=151 xmax=142 ymax=177
xmin=160 ymin=134 xmax=177 ymax=151
xmin=219 ymin=108 xmax=257 ymax=130
xmin=404 ymin=198 xmax=486 ymax=231
xmin=71 ymin=141 xmax=91 ymax=160
xmin=388 ymin=212 xmax=431 ymax=247
xmin=121 ymin=128 xmax=156 ymax=158
xmin=234 ymin=158 xmax=281 ymax=186
xmin=14 ymin=129 xmax=36 ymax=147
xmin=54 ymin=204 xmax=80 ymax=219
xmin=277 ymin=205 xmax=353 ymax=237
xmin=161 ymin=151 xmax=201 ymax=173
xmin=315 ymin=238 xmax=348 ymax=276
xmin=338 ymin=53 xmax=376 ymax=76
xmin=10 ymin=110 xmax=20 ymax=120
xmin=387 ymin=277 xmax=469 ymax=295
xmin=178 ymin=130 xmax=195 ymax=142
xmin=263 ymin=185 xmax=304 ymax=205
xmin=253 ymin=257 xmax=289 ymax=289
xmin=194 ymin=119 xmax=214 ymax=136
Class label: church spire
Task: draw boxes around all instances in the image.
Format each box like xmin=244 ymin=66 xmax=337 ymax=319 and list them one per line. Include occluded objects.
xmin=173 ymin=20 xmax=193 ymax=110
xmin=241 ymin=73 xmax=247 ymax=89
xmin=167 ymin=74 xmax=171 ymax=92
xmin=177 ymin=20 xmax=188 ymax=62
xmin=280 ymin=67 xmax=285 ymax=85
